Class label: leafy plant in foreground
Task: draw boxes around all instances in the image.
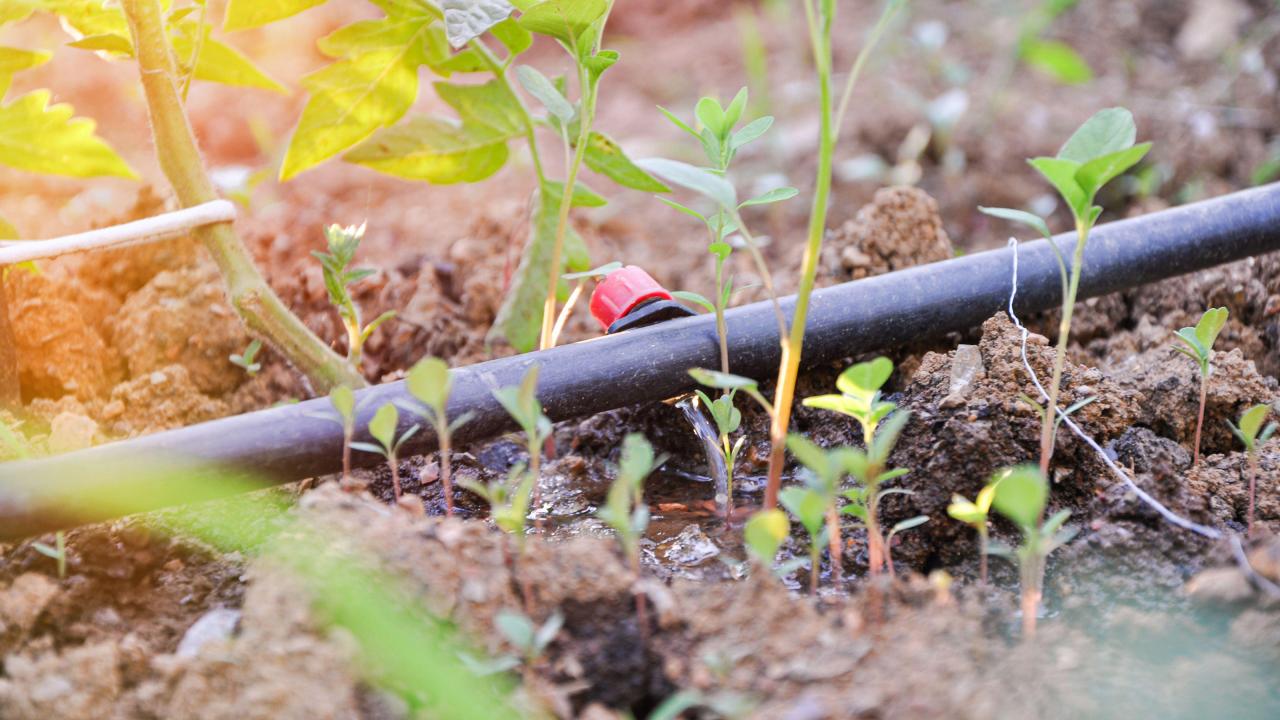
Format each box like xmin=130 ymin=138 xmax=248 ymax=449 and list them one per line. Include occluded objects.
xmin=352 ymin=403 xmax=421 ymax=502
xmin=313 ymin=223 xmax=395 ymax=371
xmin=406 ymin=357 xmax=471 ymax=516
xmin=229 ymin=339 xmax=263 ymax=377
xmin=979 ymin=107 xmax=1151 ymax=474
xmin=989 ymin=466 xmax=1077 ymax=638
xmin=947 ymin=477 xmax=1001 ymax=585
xmin=1173 ymin=307 xmax=1229 ymax=466
xmin=1227 ymin=404 xmax=1277 ymax=537
xmin=804 ymin=357 xmax=917 ymax=576
xmin=778 ymin=458 xmax=834 ymax=595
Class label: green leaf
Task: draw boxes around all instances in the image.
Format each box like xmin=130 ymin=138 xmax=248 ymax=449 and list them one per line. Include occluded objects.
xmin=889 ymin=515 xmax=929 ymax=537
xmin=488 ymin=186 xmax=591 ymax=351
xmin=582 ymin=49 xmax=617 ymax=84
xmin=368 ymin=403 xmax=400 ymax=450
xmin=0 ymin=90 xmax=136 ymax=178
xmin=1074 ymin=143 xmax=1151 ymax=200
xmin=636 ymin=157 xmax=737 ymax=211
xmin=947 ymin=495 xmax=985 ymax=525
xmin=869 ymin=409 xmax=909 ymax=465
xmin=442 ymin=0 xmax=515 ymax=48
xmin=345 ymin=117 xmax=510 ymax=183
xmin=1238 ymin=404 xmax=1272 ymax=446
xmin=1057 ymin=107 xmax=1138 ymax=164
xmin=407 ymin=356 xmax=451 ymax=411
xmin=722 ymin=87 xmax=748 ymax=132
xmin=739 ymin=186 xmax=798 ymax=208
xmin=689 ymin=368 xmax=758 ymax=392
xmin=656 ymin=105 xmax=699 ymax=139
xmin=730 ymin=115 xmax=773 ymax=151
xmin=744 ymin=509 xmax=789 ymax=565
xmin=1020 ymin=39 xmax=1093 ymax=85
xmin=1173 ymin=327 xmax=1206 ymax=360
xmin=977 ymin=206 xmax=1052 ymax=239
xmin=835 ymin=357 xmax=893 ymax=399
xmin=514 ymin=64 xmax=574 ymax=122
xmin=281 ymin=11 xmax=439 ymax=180
xmin=617 ymin=432 xmax=658 ymax=489
xmin=494 ymin=609 xmax=535 ymax=651
xmin=329 ymin=385 xmax=356 ymax=423
xmin=562 ymin=260 xmax=621 ymax=280
xmin=435 ymin=79 xmax=526 ymax=137
xmin=583 ymin=131 xmax=669 ymax=193
xmin=990 ymin=465 xmax=1047 ymax=531
xmin=1028 ymin=156 xmax=1087 ymax=219
xmin=0 ymin=47 xmax=51 ymax=96
xmin=490 ymin=18 xmax=533 ymax=55
xmin=1195 ymin=307 xmax=1229 ymax=352
xmin=171 ymin=21 xmax=287 ymax=94
xmin=779 ymin=487 xmax=826 ymax=537
xmin=224 ymin=0 xmax=327 ymax=31
xmin=672 ymin=290 xmax=714 ymax=313
xmin=695 ymin=96 xmax=726 ymax=137
xmin=516 ymin=0 xmax=607 ymax=45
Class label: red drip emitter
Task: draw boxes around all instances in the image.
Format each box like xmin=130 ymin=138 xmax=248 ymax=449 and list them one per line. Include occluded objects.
xmin=589 ymin=265 xmax=696 ymax=334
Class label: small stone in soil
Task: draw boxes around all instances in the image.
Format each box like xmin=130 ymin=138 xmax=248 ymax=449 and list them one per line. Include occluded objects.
xmin=176 ymin=607 xmax=241 ymax=659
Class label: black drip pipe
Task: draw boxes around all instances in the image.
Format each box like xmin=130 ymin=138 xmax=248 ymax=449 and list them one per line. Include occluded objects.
xmin=1 ymin=184 xmax=1279 ymax=540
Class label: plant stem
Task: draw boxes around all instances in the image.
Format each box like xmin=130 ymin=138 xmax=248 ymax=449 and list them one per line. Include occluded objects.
xmin=1038 ymin=222 xmax=1088 ymax=476
xmin=539 ymin=62 xmax=598 ymax=350
xmin=0 ymin=276 xmax=18 ymax=409
xmin=341 ymin=423 xmax=353 ymax=487
xmin=1194 ymin=373 xmax=1207 ymax=466
xmin=1247 ymin=451 xmax=1258 ymax=536
xmin=978 ymin=527 xmax=989 ymax=585
xmin=438 ymin=419 xmax=455 ymax=517
xmin=809 ymin=545 xmax=819 ymax=595
xmin=388 ymin=452 xmax=402 ymax=501
xmin=55 ymin=531 xmax=66 ymax=579
xmin=714 ymin=253 xmax=729 ymax=374
xmin=1021 ymin=552 xmax=1044 ymax=638
xmin=763 ymin=1 xmax=835 ymax=510
xmin=825 ymin=505 xmax=842 ymax=585
xmin=120 ymin=0 xmax=364 ymax=394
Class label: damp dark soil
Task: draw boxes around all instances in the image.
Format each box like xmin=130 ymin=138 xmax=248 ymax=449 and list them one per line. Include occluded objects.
xmin=3 ymin=0 xmax=1280 ymax=717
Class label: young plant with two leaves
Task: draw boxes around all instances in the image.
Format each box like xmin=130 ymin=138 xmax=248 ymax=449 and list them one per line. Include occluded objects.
xmin=988 ymin=465 xmax=1077 ymax=637
xmin=1227 ymin=403 xmax=1277 ymax=537
xmin=352 ymin=404 xmax=421 ymax=502
xmin=979 ymin=107 xmax=1151 ymax=474
xmin=1173 ymin=307 xmax=1229 ymax=466
xmin=405 ymin=357 xmax=471 ymax=516
xmin=804 ymin=357 xmax=922 ymax=576
xmin=688 ymin=368 xmax=777 ymax=521
xmin=2 ymin=0 xmax=365 ymax=393
xmin=267 ymin=0 xmax=669 ymax=354
xmin=313 ymin=223 xmax=396 ymax=371
xmin=596 ymin=433 xmax=662 ymax=631
xmin=947 ymin=476 xmax=1002 ymax=585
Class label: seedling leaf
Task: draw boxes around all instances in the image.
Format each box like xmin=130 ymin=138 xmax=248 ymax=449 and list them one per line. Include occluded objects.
xmin=1020 ymin=39 xmax=1093 ymax=85
xmin=990 ymin=465 xmax=1046 ymax=530
xmin=516 ymin=0 xmax=608 ymax=45
xmin=730 ymin=115 xmax=773 ymax=151
xmin=672 ymin=291 xmax=714 ymax=313
xmin=583 ymin=131 xmax=669 ymax=192
xmin=435 ymin=79 xmax=526 ymax=137
xmin=744 ymin=509 xmax=789 ymax=565
xmin=835 ymin=357 xmax=893 ymax=399
xmin=224 ymin=0 xmax=326 ymax=31
xmin=1074 ymin=143 xmax=1151 ymax=199
xmin=689 ymin=368 xmax=757 ymax=391
xmin=407 ymin=357 xmax=451 ymax=411
xmin=0 ymin=90 xmax=136 ymax=178
xmin=369 ymin=404 xmax=399 ymax=450
xmin=514 ymin=65 xmax=574 ymax=123
xmin=636 ymin=157 xmax=738 ymax=211
xmin=739 ymin=186 xmax=798 ymax=208
xmin=977 ymin=206 xmax=1051 ymax=239
xmin=1028 ymin=156 xmax=1086 ymax=218
xmin=1057 ymin=107 xmax=1138 ymax=164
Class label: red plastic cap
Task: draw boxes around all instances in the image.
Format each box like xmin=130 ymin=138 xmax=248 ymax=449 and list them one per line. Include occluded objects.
xmin=589 ymin=266 xmax=673 ymax=330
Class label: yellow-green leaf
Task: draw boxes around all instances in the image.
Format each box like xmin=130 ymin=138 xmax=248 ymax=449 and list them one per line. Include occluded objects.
xmin=171 ymin=22 xmax=287 ymax=93
xmin=584 ymin=131 xmax=668 ymax=193
xmin=0 ymin=0 xmax=38 ymax=25
xmin=223 ymin=0 xmax=327 ymax=31
xmin=517 ymin=0 xmax=607 ymax=45
xmin=280 ymin=15 xmax=438 ymax=180
xmin=45 ymin=0 xmax=130 ymax=38
xmin=435 ymin=79 xmax=525 ymax=137
xmin=0 ymin=47 xmax=50 ymax=96
xmin=344 ymin=116 xmax=511 ymax=184
xmin=0 ymin=90 xmax=136 ymax=178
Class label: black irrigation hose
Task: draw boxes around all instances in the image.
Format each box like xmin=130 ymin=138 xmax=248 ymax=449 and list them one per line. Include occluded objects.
xmin=2 ymin=184 xmax=1279 ymax=541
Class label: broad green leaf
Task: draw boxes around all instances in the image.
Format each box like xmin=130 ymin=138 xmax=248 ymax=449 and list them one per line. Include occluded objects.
xmin=1238 ymin=404 xmax=1272 ymax=445
xmin=66 ymin=33 xmax=133 ymax=54
xmin=517 ymin=0 xmax=607 ymax=45
xmin=329 ymin=385 xmax=356 ymax=421
xmin=488 ymin=186 xmax=591 ymax=351
xmin=545 ymin=179 xmax=607 ymax=207
xmin=514 ymin=64 xmax=573 ymax=122
xmin=617 ymin=432 xmax=657 ymax=488
xmin=740 ymin=186 xmax=797 ymax=208
xmin=491 ymin=18 xmax=533 ymax=55
xmin=744 ymin=509 xmax=789 ymax=564
xmin=672 ymin=290 xmax=713 ymax=313
xmin=1194 ymin=307 xmax=1228 ymax=351
xmin=345 ymin=117 xmax=511 ymax=184
xmin=835 ymin=357 xmax=893 ymax=399
xmin=431 ymin=48 xmax=486 ymax=73
xmin=1020 ymin=39 xmax=1093 ymax=85
xmin=435 ymin=79 xmax=525 ymax=137
xmin=786 ymin=434 xmax=836 ymax=484
xmin=583 ymin=131 xmax=669 ymax=193
xmin=368 ymin=403 xmax=399 ymax=450
xmin=582 ymin=49 xmax=617 ymax=84
xmin=730 ymin=115 xmax=773 ymax=150
xmin=281 ymin=12 xmax=439 ymax=180
xmin=1057 ymin=107 xmax=1137 ymax=164
xmin=0 ymin=90 xmax=136 ymax=178
xmin=45 ymin=0 xmax=129 ymax=40
xmin=723 ymin=87 xmax=748 ymax=131
xmin=779 ymin=486 xmax=826 ymax=537
xmin=689 ymin=368 xmax=758 ymax=391
xmin=695 ymin=96 xmax=726 ymax=137
xmin=636 ymin=157 xmax=737 ymax=210
xmin=224 ymin=0 xmax=327 ymax=31
xmin=977 ymin=206 xmax=1051 ymax=239
xmin=172 ymin=22 xmax=287 ymax=93
xmin=407 ymin=356 xmax=451 ymax=411
xmin=990 ymin=466 xmax=1046 ymax=530
xmin=1028 ymin=156 xmax=1086 ymax=218
xmin=442 ymin=0 xmax=515 ymax=47
xmin=1074 ymin=142 xmax=1151 ymax=199
xmin=0 ymin=47 xmax=50 ymax=96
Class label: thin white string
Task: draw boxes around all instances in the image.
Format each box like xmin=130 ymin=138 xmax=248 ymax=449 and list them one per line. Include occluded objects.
xmin=1004 ymin=238 xmax=1224 ymax=540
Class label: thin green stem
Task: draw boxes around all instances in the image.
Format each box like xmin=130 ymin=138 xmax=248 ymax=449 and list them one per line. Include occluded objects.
xmin=713 ymin=250 xmax=729 ymax=374
xmin=120 ymin=0 xmax=364 ymax=393
xmin=833 ymin=0 xmax=904 ymax=136
xmin=1038 ymin=222 xmax=1088 ymax=476
xmin=437 ymin=417 xmax=455 ymax=517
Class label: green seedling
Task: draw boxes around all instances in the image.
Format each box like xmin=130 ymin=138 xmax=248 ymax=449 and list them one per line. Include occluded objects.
xmin=804 ymin=357 xmax=915 ymax=576
xmin=1017 ymin=393 xmax=1097 ymax=460
xmin=980 ymin=107 xmax=1151 ymax=474
xmin=1227 ymin=403 xmax=1277 ymax=537
xmin=597 ymin=433 xmax=662 ymax=634
xmin=32 ymin=532 xmax=67 ymax=579
xmin=648 ymin=87 xmax=796 ymax=375
xmin=988 ymin=466 xmax=1077 ymax=638
xmin=947 ymin=478 xmax=1001 ymax=585
xmin=313 ymin=385 xmax=358 ymax=486
xmin=476 ymin=366 xmax=553 ymax=540
xmin=743 ymin=508 xmax=790 ymax=570
xmin=406 ymin=357 xmax=472 ymax=517
xmin=779 ymin=464 xmax=834 ymax=595
xmin=553 ymin=261 xmax=622 ymax=346
xmin=693 ymin=388 xmax=744 ymax=521
xmin=494 ymin=607 xmax=563 ymax=684
xmin=351 ymin=403 xmax=421 ymax=502
xmin=1174 ymin=307 xmax=1229 ymax=465
xmin=313 ymin=223 xmax=395 ymax=370
xmin=229 ymin=339 xmax=263 ymax=377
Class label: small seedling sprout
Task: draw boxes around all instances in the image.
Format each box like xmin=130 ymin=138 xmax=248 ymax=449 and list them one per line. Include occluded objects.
xmin=988 ymin=465 xmax=1078 ymax=637
xmin=946 ymin=478 xmax=1001 ymax=585
xmin=32 ymin=532 xmax=67 ymax=579
xmin=779 ymin=467 xmax=833 ymax=595
xmin=1173 ymin=307 xmax=1229 ymax=465
xmin=804 ymin=357 xmax=915 ymax=576
xmin=690 ymin=369 xmax=776 ymax=521
xmin=597 ymin=433 xmax=663 ymax=634
xmin=406 ymin=357 xmax=472 ymax=517
xmin=229 ymin=339 xmax=263 ymax=377
xmin=494 ymin=607 xmax=563 ymax=685
xmin=312 ymin=223 xmax=395 ymax=371
xmin=351 ymin=403 xmax=420 ymax=502
xmin=1227 ymin=403 xmax=1277 ymax=537
xmin=980 ymin=107 xmax=1151 ymax=474
xmin=475 ymin=366 xmax=553 ymax=539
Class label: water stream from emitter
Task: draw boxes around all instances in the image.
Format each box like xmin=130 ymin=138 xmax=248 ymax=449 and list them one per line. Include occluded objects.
xmin=675 ymin=397 xmax=729 ymax=516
